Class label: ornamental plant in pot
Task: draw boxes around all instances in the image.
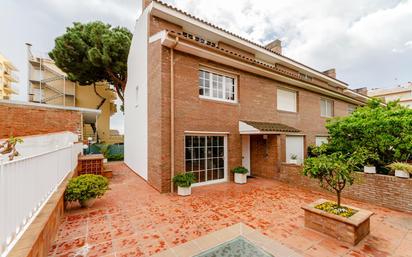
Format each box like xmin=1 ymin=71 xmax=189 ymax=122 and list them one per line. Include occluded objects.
xmin=173 ymin=172 xmax=196 ymax=196
xmin=65 ymin=174 xmax=109 ymax=208
xmin=363 ymin=151 xmax=379 ymax=174
xmin=232 ymin=166 xmax=248 ymax=184
xmin=388 ymin=162 xmax=412 ymax=178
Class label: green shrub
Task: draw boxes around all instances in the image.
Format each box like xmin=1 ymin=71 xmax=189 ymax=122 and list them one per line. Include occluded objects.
xmin=315 ymin=201 xmax=357 ymax=218
xmin=107 ymin=153 xmax=124 ymax=161
xmin=65 ymin=174 xmax=109 ymax=202
xmin=232 ymin=166 xmax=249 ymax=174
xmin=326 ymin=99 xmax=412 ymax=168
xmin=172 ymin=172 xmax=196 ymax=187
xmin=387 ymin=162 xmax=412 ymax=174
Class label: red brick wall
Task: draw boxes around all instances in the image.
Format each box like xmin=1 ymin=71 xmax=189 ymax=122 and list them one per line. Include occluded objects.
xmin=278 ymin=164 xmax=412 ymax=213
xmin=250 ymin=135 xmax=278 ymax=178
xmin=0 ymin=102 xmax=82 ymax=139
xmin=146 ymin=14 xmax=358 ymax=192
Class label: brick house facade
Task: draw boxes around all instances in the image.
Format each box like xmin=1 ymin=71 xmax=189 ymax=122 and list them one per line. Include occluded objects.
xmin=124 ymin=0 xmax=369 ymax=193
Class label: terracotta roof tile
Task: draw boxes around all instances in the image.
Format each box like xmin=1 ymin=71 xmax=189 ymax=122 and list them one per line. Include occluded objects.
xmin=242 ymin=120 xmax=300 ymax=133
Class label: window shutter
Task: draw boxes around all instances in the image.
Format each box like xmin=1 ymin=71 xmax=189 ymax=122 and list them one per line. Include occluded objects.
xmin=277 ymin=89 xmax=297 ymax=112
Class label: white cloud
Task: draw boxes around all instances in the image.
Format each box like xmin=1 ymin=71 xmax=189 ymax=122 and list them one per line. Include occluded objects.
xmin=167 ymin=0 xmax=412 ymax=88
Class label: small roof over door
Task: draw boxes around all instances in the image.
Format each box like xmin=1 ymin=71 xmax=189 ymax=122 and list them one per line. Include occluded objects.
xmin=239 ymin=120 xmax=300 ymax=134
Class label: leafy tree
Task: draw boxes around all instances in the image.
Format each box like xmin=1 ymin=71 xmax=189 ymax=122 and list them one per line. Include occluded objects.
xmin=49 ymin=21 xmax=132 ymax=104
xmin=326 ymin=99 xmax=412 ymax=169
xmin=303 ymin=148 xmax=368 ymax=207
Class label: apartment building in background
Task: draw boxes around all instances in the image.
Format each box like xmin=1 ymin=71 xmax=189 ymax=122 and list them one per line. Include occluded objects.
xmin=368 ymin=82 xmax=412 ymax=107
xmin=0 ymin=53 xmax=19 ymax=100
xmin=26 ymin=43 xmax=123 ymax=143
xmin=124 ymin=0 xmax=370 ymax=193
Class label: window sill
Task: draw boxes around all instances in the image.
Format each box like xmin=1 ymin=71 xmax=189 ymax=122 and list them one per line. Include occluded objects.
xmin=199 ymin=96 xmax=238 ymax=105
xmin=282 ymin=162 xmax=303 ymax=167
xmin=277 ymin=110 xmax=298 ymax=115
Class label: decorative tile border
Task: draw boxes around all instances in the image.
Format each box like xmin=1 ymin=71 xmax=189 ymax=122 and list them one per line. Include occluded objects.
xmin=152 ymin=223 xmax=302 ymax=257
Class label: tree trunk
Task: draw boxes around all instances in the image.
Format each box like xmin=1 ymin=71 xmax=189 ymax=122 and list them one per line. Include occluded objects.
xmin=337 ymin=190 xmax=341 ymax=207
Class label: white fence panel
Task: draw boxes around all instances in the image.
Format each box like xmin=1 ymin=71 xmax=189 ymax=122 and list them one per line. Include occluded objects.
xmin=0 ymin=142 xmax=82 ymax=256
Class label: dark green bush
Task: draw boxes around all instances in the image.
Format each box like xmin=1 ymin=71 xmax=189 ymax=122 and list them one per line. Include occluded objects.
xmin=232 ymin=166 xmax=249 ymax=174
xmin=65 ymin=174 xmax=109 ymax=202
xmin=172 ymin=172 xmax=196 ymax=187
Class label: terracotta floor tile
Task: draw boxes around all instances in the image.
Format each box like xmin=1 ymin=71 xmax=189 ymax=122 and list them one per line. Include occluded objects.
xmin=86 ymin=241 xmax=113 ymax=257
xmin=87 ymin=231 xmax=112 ymax=245
xmin=55 ymin=237 xmax=86 ymax=255
xmin=48 ymin=162 xmax=412 ymax=257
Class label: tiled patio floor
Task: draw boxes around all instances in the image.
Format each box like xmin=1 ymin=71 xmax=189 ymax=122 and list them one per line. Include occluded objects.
xmin=48 ymin=162 xmax=412 ymax=257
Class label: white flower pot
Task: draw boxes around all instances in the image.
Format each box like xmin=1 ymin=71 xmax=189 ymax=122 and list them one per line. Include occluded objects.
xmin=395 ymin=170 xmax=410 ymax=178
xmin=234 ymin=173 xmax=247 ymax=184
xmin=289 ymin=159 xmax=298 ymax=165
xmin=177 ymin=186 xmax=192 ymax=196
xmin=80 ymin=198 xmax=96 ymax=208
xmin=364 ymin=166 xmax=376 ymax=174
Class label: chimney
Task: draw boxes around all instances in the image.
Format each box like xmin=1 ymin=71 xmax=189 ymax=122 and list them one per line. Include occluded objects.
xmin=142 ymin=0 xmax=152 ymax=11
xmin=265 ymin=39 xmax=282 ymax=54
xmin=323 ymin=68 xmax=336 ymax=79
xmin=353 ymin=87 xmax=368 ymax=96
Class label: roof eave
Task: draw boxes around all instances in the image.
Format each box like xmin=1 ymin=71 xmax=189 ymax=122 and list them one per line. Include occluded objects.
xmin=150 ymin=1 xmax=349 ymax=89
xmin=156 ymin=32 xmax=367 ymax=105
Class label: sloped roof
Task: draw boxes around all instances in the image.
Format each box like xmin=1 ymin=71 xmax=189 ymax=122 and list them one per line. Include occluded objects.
xmin=242 ymin=120 xmax=300 ymax=133
xmin=151 ymin=0 xmax=349 ymax=86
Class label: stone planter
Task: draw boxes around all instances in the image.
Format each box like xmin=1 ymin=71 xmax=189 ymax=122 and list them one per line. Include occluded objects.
xmin=302 ymin=199 xmax=373 ymax=245
xmin=395 ymin=170 xmax=410 ymax=178
xmin=80 ymin=198 xmax=96 ymax=208
xmin=363 ymin=166 xmax=376 ymax=174
xmin=177 ymin=186 xmax=192 ymax=196
xmin=234 ymin=173 xmax=247 ymax=184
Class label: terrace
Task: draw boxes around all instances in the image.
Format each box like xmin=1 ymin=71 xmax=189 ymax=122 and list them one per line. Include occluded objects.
xmin=48 ymin=163 xmax=412 ymax=257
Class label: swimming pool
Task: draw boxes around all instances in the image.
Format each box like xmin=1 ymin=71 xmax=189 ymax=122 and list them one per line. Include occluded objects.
xmin=194 ymin=236 xmax=274 ymax=257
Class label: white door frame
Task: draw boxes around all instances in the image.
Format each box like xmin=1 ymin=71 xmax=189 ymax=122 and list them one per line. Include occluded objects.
xmin=186 ymin=134 xmax=228 ymax=187
xmin=242 ymin=135 xmax=251 ymax=176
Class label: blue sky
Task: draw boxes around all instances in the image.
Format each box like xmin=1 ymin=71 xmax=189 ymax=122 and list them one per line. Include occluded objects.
xmin=1 ymin=0 xmax=411 ymax=133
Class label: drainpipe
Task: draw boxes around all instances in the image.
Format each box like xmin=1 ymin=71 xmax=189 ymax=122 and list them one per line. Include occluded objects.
xmin=170 ymin=37 xmax=179 ymax=193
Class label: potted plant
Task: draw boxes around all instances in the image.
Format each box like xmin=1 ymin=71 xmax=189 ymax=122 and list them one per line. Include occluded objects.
xmin=172 ymin=172 xmax=196 ymax=196
xmin=0 ymin=136 xmax=23 ymax=161
xmin=302 ymin=148 xmax=373 ymax=245
xmin=65 ymin=174 xmax=109 ymax=208
xmin=362 ymin=151 xmax=379 ymax=174
xmin=232 ymin=166 xmax=248 ymax=184
xmin=388 ymin=162 xmax=412 ymax=178
xmin=289 ymin=154 xmax=298 ymax=164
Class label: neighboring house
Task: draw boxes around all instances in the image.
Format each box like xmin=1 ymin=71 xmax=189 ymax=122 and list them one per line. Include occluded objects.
xmin=124 ymin=0 xmax=369 ymax=192
xmin=0 ymin=53 xmax=19 ymax=100
xmin=26 ymin=43 xmax=123 ymax=144
xmin=368 ymin=82 xmax=412 ymax=107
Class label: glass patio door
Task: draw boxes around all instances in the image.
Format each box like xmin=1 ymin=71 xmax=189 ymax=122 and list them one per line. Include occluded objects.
xmin=185 ymin=135 xmax=226 ymax=185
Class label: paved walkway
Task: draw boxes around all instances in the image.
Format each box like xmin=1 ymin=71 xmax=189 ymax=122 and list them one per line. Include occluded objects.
xmin=48 ymin=162 xmax=412 ymax=257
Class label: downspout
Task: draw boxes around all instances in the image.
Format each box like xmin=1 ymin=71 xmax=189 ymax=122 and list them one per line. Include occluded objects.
xmin=170 ymin=36 xmax=179 ymax=193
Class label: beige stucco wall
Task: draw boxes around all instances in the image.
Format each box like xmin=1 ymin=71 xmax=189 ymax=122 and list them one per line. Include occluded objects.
xmin=75 ymin=83 xmax=116 ymax=142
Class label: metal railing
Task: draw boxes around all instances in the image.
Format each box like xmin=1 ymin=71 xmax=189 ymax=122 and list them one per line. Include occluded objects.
xmin=0 ymin=142 xmax=82 ymax=256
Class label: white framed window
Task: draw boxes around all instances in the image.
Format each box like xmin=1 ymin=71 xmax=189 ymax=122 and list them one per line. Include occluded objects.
xmin=199 ymin=70 xmax=236 ymax=102
xmin=320 ymin=98 xmax=334 ymax=117
xmin=315 ymin=136 xmax=329 ymax=146
xmin=348 ymin=104 xmax=356 ymax=115
xmin=185 ymin=135 xmax=227 ymax=185
xmin=286 ymin=136 xmax=304 ymax=164
xmin=277 ymin=88 xmax=297 ymax=112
